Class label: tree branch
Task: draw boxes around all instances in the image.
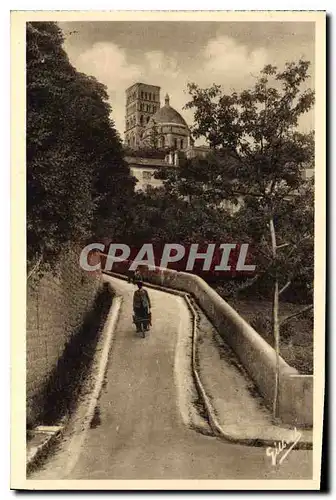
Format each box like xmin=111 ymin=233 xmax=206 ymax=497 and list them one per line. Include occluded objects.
xmin=279 ymin=280 xmax=291 ymax=296
xmin=232 ymin=190 xmax=265 ymax=198
xmin=27 ymin=254 xmax=43 ymax=281
xmin=269 ymin=217 xmax=277 ymax=257
xmin=280 ymin=304 xmax=313 ymax=326
xmin=286 ymin=235 xmax=312 ymax=259
xmin=276 ymin=242 xmax=291 ymax=250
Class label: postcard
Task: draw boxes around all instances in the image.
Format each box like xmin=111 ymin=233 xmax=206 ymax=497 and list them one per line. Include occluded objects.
xmin=11 ymin=10 xmax=326 ymax=490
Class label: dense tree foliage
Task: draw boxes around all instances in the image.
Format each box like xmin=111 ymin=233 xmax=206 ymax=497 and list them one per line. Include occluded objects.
xmin=146 ymin=121 xmax=165 ymax=150
xmin=120 ymin=187 xmax=232 ymax=246
xmin=27 ymin=22 xmax=135 ymax=273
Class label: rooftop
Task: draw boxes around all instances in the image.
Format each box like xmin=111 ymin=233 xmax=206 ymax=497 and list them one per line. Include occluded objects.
xmin=125 ymin=156 xmax=170 ymax=168
xmin=126 ymin=82 xmax=161 ymax=91
xmin=146 ymin=94 xmax=188 ymax=128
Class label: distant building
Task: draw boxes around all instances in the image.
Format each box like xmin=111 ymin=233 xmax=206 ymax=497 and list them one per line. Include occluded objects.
xmin=185 ymin=145 xmax=210 ymax=160
xmin=124 ymin=82 xmax=192 ymax=151
xmin=141 ymin=93 xmax=192 ymax=151
xmin=124 ymin=82 xmax=313 ymax=193
xmin=124 ymin=156 xmax=172 ymax=191
xmin=124 ymin=82 xmax=207 ymax=190
xmin=124 ymin=83 xmax=161 ymax=149
xmin=304 ymin=167 xmax=314 ymax=180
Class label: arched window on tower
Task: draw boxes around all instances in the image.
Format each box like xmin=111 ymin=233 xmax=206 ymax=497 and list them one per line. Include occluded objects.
xmin=140 ymin=115 xmax=144 ymax=126
xmin=160 ymin=136 xmax=165 ymax=148
xmin=149 ymin=92 xmax=152 ymax=100
xmin=180 ymin=139 xmax=184 ymax=149
xmin=174 ymin=138 xmax=177 ymax=149
xmin=147 ymin=116 xmax=150 ymax=124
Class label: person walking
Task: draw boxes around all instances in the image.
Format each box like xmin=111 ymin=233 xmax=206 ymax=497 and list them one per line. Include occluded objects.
xmin=133 ymin=281 xmax=151 ymax=332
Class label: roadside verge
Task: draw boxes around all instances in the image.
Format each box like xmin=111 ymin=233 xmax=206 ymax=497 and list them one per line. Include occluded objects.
xmin=187 ymin=296 xmax=313 ymax=449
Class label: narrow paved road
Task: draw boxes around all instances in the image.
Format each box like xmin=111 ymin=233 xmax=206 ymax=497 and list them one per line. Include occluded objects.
xmin=33 ymin=276 xmax=313 ymax=480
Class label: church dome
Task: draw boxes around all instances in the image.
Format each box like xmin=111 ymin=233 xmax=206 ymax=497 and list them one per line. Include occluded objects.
xmin=141 ymin=93 xmax=190 ymax=151
xmin=146 ymin=94 xmax=188 ymax=129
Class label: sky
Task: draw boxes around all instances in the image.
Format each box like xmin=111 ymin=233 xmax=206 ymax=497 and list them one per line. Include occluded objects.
xmin=59 ymin=21 xmax=315 ymax=143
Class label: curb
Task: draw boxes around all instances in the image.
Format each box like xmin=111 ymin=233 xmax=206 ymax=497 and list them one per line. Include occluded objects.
xmin=105 ymin=271 xmax=313 ymax=450
xmin=26 ymin=425 xmax=65 ymax=475
xmin=64 ymin=293 xmax=122 ymax=476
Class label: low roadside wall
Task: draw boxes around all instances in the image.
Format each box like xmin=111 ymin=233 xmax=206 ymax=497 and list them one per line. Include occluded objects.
xmin=278 ymin=374 xmax=314 ymax=427
xmin=102 ymin=257 xmax=313 ymax=427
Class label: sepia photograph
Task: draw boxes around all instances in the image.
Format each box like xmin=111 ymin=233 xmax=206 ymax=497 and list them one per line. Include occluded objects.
xmin=11 ymin=10 xmax=326 ymax=490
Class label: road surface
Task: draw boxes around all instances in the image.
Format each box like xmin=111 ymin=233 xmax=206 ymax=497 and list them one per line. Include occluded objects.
xmin=32 ymin=276 xmax=313 ymax=480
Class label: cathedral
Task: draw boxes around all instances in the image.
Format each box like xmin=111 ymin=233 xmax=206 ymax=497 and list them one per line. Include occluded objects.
xmin=124 ymin=82 xmax=192 ymax=151
xmin=124 ymin=82 xmax=208 ymax=191
xmin=123 ymin=83 xmax=314 ymax=193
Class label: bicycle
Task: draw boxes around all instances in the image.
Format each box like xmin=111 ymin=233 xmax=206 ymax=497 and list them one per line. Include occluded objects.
xmin=133 ymin=314 xmax=151 ymax=338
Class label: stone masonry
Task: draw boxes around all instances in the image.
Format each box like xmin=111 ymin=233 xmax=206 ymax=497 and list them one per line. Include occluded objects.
xmin=26 ymin=245 xmax=102 ymax=428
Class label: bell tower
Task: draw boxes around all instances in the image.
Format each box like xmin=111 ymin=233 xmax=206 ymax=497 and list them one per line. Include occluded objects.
xmin=124 ymin=83 xmax=161 ymax=149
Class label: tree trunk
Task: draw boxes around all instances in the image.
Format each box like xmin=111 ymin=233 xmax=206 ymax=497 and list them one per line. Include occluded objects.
xmin=272 ymin=277 xmax=280 ymax=419
xmin=269 ymin=217 xmax=280 ymax=419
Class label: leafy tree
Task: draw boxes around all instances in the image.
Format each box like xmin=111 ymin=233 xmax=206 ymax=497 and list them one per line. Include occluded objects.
xmin=147 ymin=120 xmax=163 ymax=150
xmin=164 ymin=60 xmax=315 ymax=417
xmin=137 ymin=119 xmax=166 ymax=151
xmin=115 ymin=187 xmax=232 ymax=250
xmin=157 ymin=150 xmax=241 ymax=208
xmin=27 ymin=22 xmax=135 ymax=274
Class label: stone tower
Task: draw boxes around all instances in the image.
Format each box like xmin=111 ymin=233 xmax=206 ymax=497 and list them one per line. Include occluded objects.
xmin=124 ymin=83 xmax=161 ymax=148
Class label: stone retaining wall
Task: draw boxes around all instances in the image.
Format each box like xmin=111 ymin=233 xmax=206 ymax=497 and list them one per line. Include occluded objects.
xmin=26 ymin=246 xmax=102 ymax=427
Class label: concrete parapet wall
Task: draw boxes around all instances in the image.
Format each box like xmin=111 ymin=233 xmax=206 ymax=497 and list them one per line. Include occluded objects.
xmin=102 ymin=257 xmax=313 ymax=427
xmin=279 ymin=374 xmax=313 ymax=427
